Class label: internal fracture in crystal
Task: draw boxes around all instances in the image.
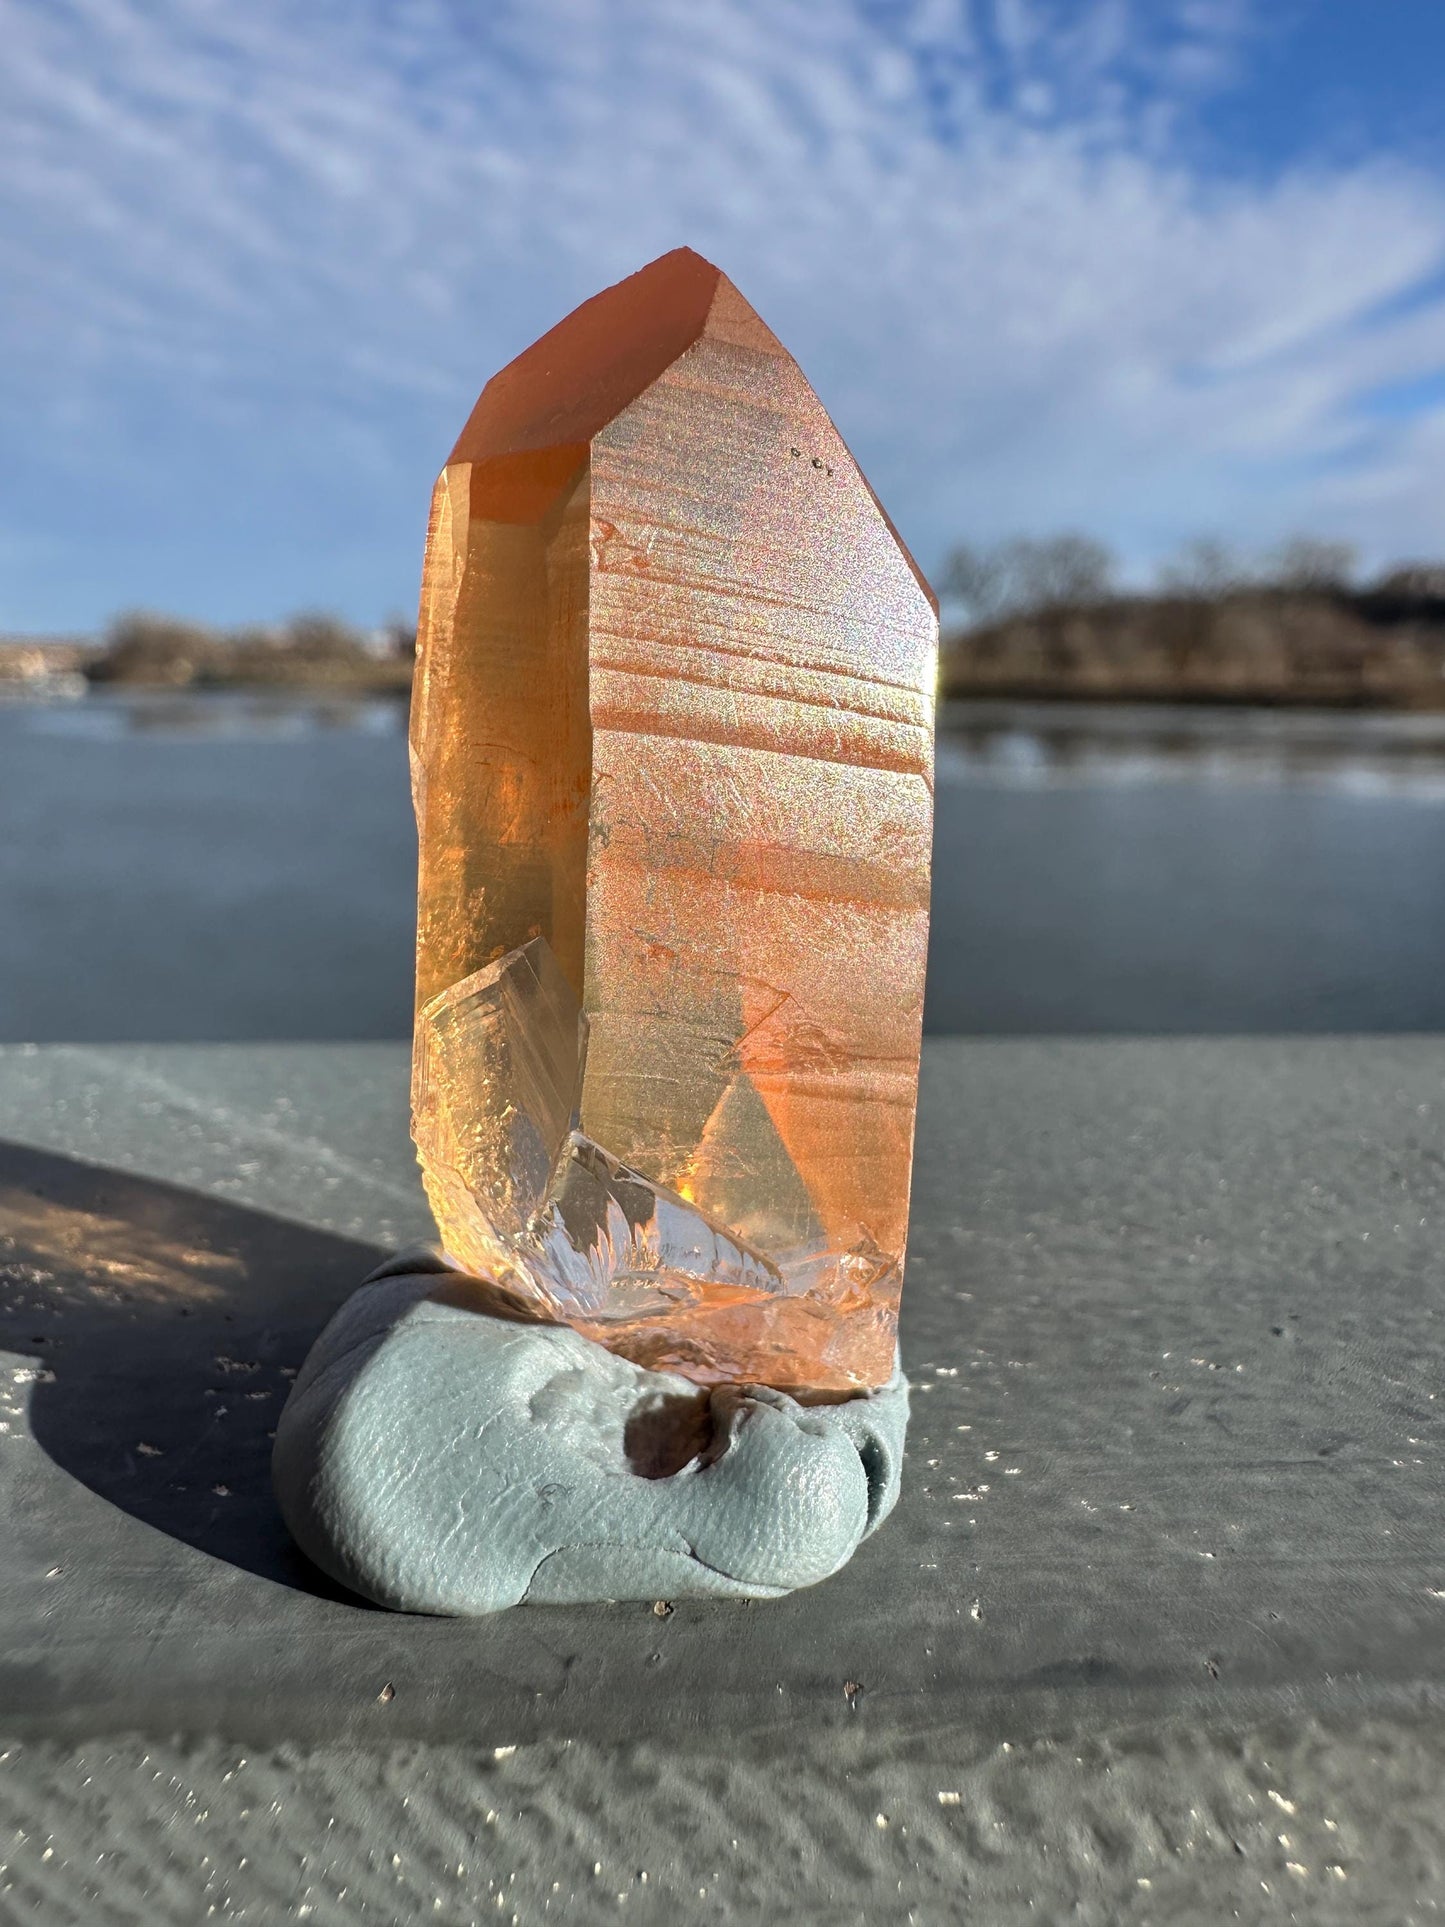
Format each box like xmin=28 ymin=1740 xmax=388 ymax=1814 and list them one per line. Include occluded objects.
xmin=410 ymin=247 xmax=936 ymax=1395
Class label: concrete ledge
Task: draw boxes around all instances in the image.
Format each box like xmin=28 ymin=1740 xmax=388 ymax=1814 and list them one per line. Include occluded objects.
xmin=1 ymin=1039 xmax=1443 ymax=1914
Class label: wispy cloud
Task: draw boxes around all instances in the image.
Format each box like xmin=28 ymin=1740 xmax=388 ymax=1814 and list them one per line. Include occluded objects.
xmin=1 ymin=0 xmax=1442 ymax=625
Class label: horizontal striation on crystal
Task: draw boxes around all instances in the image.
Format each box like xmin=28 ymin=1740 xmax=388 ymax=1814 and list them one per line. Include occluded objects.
xmin=410 ymin=248 xmax=936 ymax=1396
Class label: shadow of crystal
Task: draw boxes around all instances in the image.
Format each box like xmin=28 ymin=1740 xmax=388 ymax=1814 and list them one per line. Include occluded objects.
xmin=0 ymin=1137 xmax=386 ymax=1597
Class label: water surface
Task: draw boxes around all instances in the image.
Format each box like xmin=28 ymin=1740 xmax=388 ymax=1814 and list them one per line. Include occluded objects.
xmin=3 ymin=691 xmax=1443 ymax=1039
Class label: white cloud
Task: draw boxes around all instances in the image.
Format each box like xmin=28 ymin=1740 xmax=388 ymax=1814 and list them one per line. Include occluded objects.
xmin=0 ymin=0 xmax=1442 ymax=624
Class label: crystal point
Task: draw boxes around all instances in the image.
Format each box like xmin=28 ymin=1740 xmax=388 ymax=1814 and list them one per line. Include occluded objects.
xmin=411 ymin=249 xmax=936 ymax=1395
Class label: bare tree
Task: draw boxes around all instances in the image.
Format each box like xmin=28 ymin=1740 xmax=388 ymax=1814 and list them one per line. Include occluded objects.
xmin=939 ymin=543 xmax=1008 ymax=621
xmin=281 ymin=612 xmax=367 ymax=659
xmin=1158 ymin=538 xmax=1250 ymax=597
xmin=92 ymin=611 xmax=221 ymax=685
xmin=380 ymin=614 xmax=418 ymax=658
xmin=1266 ymin=536 xmax=1357 ymax=592
xmin=942 ymin=534 xmax=1116 ymax=623
xmin=1014 ymin=535 xmax=1116 ymax=610
xmin=1373 ymin=562 xmax=1445 ymax=600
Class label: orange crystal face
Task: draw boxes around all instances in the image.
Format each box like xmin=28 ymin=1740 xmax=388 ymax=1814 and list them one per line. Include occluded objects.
xmin=410 ymin=247 xmax=936 ymax=1396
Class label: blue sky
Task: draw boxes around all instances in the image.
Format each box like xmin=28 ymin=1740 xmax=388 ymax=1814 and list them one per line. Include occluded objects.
xmin=3 ymin=0 xmax=1444 ymax=631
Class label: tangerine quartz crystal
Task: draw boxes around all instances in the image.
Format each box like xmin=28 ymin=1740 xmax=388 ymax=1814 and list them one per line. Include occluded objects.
xmin=410 ymin=248 xmax=936 ymax=1397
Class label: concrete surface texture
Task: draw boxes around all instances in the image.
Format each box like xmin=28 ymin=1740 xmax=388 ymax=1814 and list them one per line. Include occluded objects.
xmin=0 ymin=1038 xmax=1443 ymax=1921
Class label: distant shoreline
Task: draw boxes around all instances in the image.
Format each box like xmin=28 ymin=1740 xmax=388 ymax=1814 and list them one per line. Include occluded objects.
xmin=7 ymin=574 xmax=1445 ymax=711
xmin=0 ymin=617 xmax=414 ymax=698
xmin=941 ymin=579 xmax=1445 ymax=712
